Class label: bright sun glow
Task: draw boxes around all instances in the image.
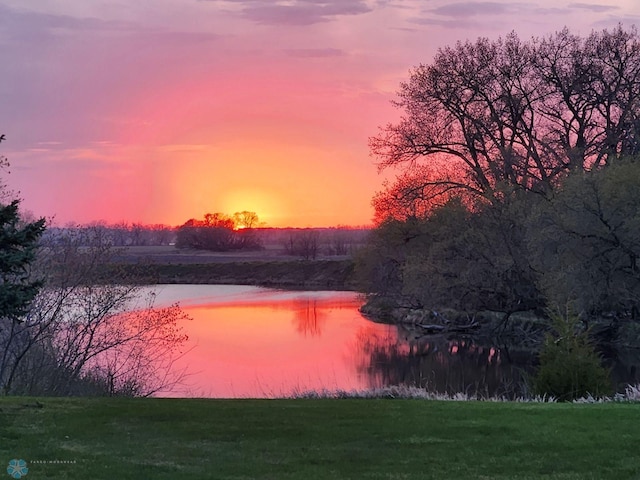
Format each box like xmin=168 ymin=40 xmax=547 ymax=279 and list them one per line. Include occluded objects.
xmin=220 ymin=189 xmax=286 ymax=227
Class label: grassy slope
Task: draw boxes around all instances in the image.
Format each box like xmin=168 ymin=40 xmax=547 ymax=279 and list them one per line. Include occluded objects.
xmin=98 ymin=245 xmax=360 ymax=290
xmin=113 ymin=259 xmax=358 ymax=290
xmin=1 ymin=398 xmax=640 ymax=479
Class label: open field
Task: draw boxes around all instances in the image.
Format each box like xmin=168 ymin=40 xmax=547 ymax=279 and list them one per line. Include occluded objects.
xmin=104 ymin=246 xmax=359 ymax=289
xmin=1 ymin=397 xmax=640 ymax=479
xmin=111 ymin=245 xmax=312 ymax=265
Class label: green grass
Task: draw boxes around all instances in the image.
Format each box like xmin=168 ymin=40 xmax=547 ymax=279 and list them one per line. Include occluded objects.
xmin=1 ymin=398 xmax=640 ymax=479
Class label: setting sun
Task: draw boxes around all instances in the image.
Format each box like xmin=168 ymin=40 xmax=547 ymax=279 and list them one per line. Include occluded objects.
xmin=221 ymin=188 xmax=284 ymax=227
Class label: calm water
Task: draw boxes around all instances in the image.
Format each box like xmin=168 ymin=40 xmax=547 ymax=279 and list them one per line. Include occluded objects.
xmin=147 ymin=285 xmax=640 ymax=398
xmin=145 ymin=285 xmax=527 ymax=398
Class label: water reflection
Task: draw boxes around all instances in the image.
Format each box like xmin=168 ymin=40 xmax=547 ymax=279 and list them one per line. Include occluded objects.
xmin=352 ymin=324 xmax=533 ymax=398
xmin=292 ymin=299 xmax=326 ymax=337
xmin=148 ymin=285 xmax=639 ymax=398
xmin=152 ymin=287 xmax=377 ymax=397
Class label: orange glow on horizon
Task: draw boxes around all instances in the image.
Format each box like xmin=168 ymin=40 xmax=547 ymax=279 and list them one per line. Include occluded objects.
xmin=220 ymin=188 xmax=285 ymax=227
xmin=150 ymin=139 xmax=379 ymax=228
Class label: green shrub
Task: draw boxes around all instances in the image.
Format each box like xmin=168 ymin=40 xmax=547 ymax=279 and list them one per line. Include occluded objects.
xmin=532 ymin=309 xmax=612 ymax=401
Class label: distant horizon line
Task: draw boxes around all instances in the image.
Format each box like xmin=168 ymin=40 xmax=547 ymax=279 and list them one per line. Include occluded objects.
xmin=43 ymin=222 xmax=375 ymax=230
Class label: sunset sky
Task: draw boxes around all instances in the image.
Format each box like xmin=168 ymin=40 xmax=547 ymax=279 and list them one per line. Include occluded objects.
xmin=1 ymin=1 xmax=639 ymax=227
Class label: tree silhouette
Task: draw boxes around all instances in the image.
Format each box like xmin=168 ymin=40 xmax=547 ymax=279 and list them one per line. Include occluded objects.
xmin=175 ymin=211 xmax=262 ymax=251
xmin=0 ymin=200 xmax=45 ymax=320
xmin=371 ymin=25 xmax=640 ymax=220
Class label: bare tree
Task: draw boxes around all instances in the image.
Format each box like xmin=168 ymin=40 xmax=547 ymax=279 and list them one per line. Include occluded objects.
xmin=298 ymin=230 xmax=319 ymax=260
xmin=284 ymin=229 xmax=320 ymax=260
xmin=233 ymin=211 xmax=260 ymax=229
xmin=111 ymin=221 xmax=130 ymax=246
xmin=371 ymin=25 xmax=640 ymax=221
xmin=1 ymin=230 xmax=189 ymax=396
xmin=329 ymin=230 xmax=349 ymax=256
xmin=533 ymin=27 xmax=640 ymax=171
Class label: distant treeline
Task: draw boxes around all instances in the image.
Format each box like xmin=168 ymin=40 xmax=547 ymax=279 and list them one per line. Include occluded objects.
xmin=43 ymin=220 xmax=371 ymax=258
xmin=176 ymin=223 xmax=371 ymax=259
xmin=43 ymin=223 xmax=176 ymax=247
xmin=174 ymin=212 xmax=371 ymax=258
xmin=258 ymin=227 xmax=371 ymax=259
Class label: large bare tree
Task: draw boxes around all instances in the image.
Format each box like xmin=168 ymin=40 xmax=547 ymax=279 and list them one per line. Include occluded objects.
xmin=371 ymin=25 xmax=640 ymax=221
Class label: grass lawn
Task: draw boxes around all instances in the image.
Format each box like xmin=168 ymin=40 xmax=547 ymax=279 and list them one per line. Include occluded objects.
xmin=1 ymin=397 xmax=639 ymax=479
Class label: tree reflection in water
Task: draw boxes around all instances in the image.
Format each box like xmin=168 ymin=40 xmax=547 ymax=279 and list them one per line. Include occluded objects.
xmin=292 ymin=299 xmax=326 ymax=337
xmin=352 ymin=323 xmax=535 ymax=398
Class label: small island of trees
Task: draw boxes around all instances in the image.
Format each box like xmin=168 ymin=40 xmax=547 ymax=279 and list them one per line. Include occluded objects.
xmin=175 ymin=211 xmax=263 ymax=251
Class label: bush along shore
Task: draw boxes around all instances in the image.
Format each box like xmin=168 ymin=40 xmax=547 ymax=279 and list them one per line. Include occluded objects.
xmin=359 ymin=295 xmax=640 ymax=400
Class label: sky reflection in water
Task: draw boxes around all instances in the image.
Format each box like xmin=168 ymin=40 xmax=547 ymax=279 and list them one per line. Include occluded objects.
xmin=148 ymin=285 xmax=546 ymax=398
xmin=146 ymin=285 xmax=639 ymax=398
xmin=150 ymin=285 xmax=394 ymax=398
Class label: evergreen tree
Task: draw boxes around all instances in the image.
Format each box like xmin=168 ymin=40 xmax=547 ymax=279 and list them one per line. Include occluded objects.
xmin=0 ymin=200 xmax=45 ymax=320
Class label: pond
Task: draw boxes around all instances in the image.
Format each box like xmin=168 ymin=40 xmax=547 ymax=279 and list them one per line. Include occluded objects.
xmin=148 ymin=285 xmax=640 ymax=398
